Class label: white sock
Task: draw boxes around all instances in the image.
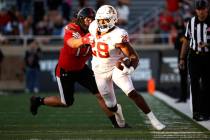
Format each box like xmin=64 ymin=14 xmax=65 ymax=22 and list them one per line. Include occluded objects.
xmin=147 ymin=111 xmax=157 ymax=121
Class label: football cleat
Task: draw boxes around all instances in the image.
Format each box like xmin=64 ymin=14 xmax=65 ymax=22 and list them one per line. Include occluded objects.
xmin=147 ymin=112 xmax=166 ymax=130
xmin=30 ymin=96 xmax=41 ymax=115
xmin=115 ymin=104 xmax=126 ymax=127
xmin=113 ymin=123 xmax=131 ymax=129
xmin=150 ymin=119 xmax=166 ymax=131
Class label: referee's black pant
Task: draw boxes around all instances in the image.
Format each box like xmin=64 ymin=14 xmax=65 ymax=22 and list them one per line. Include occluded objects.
xmin=188 ymin=50 xmax=210 ymax=117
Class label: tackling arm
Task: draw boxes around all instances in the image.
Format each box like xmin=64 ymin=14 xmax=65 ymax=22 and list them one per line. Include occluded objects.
xmin=67 ymin=33 xmax=93 ymax=48
xmin=67 ymin=37 xmax=83 ymax=48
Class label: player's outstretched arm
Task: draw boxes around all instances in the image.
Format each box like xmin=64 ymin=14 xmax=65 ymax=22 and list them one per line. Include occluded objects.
xmin=67 ymin=33 xmax=93 ymax=48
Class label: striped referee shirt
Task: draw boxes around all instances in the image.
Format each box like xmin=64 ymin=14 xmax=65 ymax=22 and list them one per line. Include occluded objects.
xmin=185 ymin=15 xmax=210 ymax=53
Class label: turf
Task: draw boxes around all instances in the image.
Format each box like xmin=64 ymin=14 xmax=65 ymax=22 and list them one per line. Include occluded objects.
xmin=0 ymin=92 xmax=209 ymax=140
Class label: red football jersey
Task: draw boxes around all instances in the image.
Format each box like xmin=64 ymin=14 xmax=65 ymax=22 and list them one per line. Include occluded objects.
xmin=57 ymin=23 xmax=91 ymax=73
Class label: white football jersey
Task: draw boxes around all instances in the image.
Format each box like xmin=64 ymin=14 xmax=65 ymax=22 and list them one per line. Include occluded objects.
xmin=89 ymin=20 xmax=130 ymax=74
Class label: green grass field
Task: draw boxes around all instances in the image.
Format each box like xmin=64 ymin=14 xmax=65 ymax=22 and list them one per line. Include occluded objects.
xmin=0 ymin=92 xmax=209 ymax=140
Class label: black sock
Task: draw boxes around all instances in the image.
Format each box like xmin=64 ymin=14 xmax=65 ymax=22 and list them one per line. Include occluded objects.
xmin=109 ymin=115 xmax=118 ymax=126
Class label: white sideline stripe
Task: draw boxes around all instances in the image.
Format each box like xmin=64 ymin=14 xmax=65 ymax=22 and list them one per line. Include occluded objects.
xmin=151 ymin=131 xmax=207 ymax=134
xmin=154 ymin=91 xmax=210 ymax=131
xmin=56 ymin=76 xmax=66 ymax=105
xmin=3 ymin=131 xmax=206 ymax=134
xmin=3 ymin=129 xmax=207 ymax=134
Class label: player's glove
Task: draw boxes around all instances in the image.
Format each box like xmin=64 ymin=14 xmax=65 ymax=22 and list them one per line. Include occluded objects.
xmin=121 ymin=63 xmax=134 ymax=75
xmin=72 ymin=32 xmax=81 ymax=39
xmin=81 ymin=33 xmax=94 ymax=45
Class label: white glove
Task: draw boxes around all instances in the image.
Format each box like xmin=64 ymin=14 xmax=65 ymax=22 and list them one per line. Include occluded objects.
xmin=121 ymin=63 xmax=134 ymax=75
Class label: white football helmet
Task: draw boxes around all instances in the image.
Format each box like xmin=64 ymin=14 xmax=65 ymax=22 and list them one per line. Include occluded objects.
xmin=95 ymin=5 xmax=118 ymax=32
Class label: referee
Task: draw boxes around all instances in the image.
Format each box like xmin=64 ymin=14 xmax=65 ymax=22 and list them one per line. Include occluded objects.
xmin=179 ymin=0 xmax=210 ymax=121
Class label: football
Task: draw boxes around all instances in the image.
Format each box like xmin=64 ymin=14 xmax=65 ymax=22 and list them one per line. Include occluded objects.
xmin=116 ymin=57 xmax=131 ymax=70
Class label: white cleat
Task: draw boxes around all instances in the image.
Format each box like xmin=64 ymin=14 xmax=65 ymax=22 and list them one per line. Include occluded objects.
xmin=147 ymin=112 xmax=166 ymax=131
xmin=115 ymin=104 xmax=125 ymax=127
xmin=150 ymin=119 xmax=166 ymax=131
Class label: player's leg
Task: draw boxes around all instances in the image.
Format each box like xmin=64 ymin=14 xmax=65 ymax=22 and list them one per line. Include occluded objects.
xmin=94 ymin=93 xmax=120 ymax=128
xmin=77 ymin=65 xmax=119 ymax=128
xmin=128 ymin=90 xmax=166 ymax=130
xmin=93 ymin=71 xmax=127 ymax=128
xmin=30 ymin=94 xmax=67 ymax=115
xmin=113 ymin=68 xmax=166 ymax=130
xmin=95 ymin=93 xmax=130 ymax=128
xmin=30 ymin=67 xmax=75 ymax=115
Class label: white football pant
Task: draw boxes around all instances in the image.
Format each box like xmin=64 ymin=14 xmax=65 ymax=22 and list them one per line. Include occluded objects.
xmin=94 ymin=67 xmax=134 ymax=108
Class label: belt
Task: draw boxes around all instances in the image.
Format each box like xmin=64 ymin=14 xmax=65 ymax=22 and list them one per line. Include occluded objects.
xmin=189 ymin=49 xmax=209 ymax=56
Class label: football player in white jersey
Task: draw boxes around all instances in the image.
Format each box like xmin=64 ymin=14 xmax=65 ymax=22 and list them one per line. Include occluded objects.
xmin=88 ymin=5 xmax=166 ymax=130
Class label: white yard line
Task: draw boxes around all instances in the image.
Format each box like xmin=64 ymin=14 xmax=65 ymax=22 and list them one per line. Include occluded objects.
xmin=154 ymin=91 xmax=210 ymax=131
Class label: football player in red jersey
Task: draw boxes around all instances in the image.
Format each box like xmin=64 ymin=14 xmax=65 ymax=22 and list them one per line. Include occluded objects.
xmin=30 ymin=7 xmax=125 ymax=128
